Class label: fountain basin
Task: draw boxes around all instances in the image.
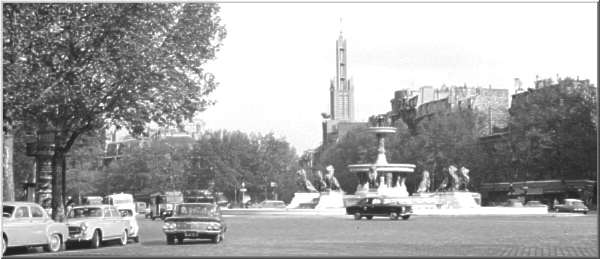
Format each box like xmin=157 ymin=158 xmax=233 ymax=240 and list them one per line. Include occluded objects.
xmin=348 ymin=163 xmax=416 ymax=173
xmin=366 ymin=127 xmax=397 ymax=134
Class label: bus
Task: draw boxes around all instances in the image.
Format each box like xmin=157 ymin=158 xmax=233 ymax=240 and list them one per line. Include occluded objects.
xmin=106 ymin=193 xmax=136 ymax=216
xmin=149 ymin=191 xmax=183 ymax=220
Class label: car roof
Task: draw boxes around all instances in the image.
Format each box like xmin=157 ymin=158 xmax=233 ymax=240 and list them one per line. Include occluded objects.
xmin=564 ymin=198 xmax=583 ymax=202
xmin=2 ymin=201 xmax=41 ymax=206
xmin=177 ymin=203 xmax=217 ymax=206
xmin=72 ymin=204 xmax=114 ymax=208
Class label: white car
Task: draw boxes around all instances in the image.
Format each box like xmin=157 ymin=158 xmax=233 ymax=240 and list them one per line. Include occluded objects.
xmin=118 ymin=209 xmax=140 ymax=242
xmin=2 ymin=202 xmax=68 ymax=255
xmin=65 ymin=205 xmax=131 ymax=248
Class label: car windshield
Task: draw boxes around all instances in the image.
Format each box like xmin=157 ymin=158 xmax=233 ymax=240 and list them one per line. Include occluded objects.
xmin=119 ymin=209 xmax=133 ymax=217
xmin=568 ymin=201 xmax=585 ymax=206
xmin=175 ymin=204 xmax=218 ymax=217
xmin=68 ymin=207 xmax=103 ymax=218
xmin=3 ymin=205 xmax=15 ymax=217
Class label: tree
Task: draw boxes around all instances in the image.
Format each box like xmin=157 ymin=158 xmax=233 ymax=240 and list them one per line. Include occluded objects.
xmin=3 ymin=3 xmax=226 ymax=218
xmin=508 ymin=78 xmax=597 ymax=181
xmin=188 ymin=130 xmax=299 ymax=203
xmin=317 ymin=128 xmax=378 ymax=194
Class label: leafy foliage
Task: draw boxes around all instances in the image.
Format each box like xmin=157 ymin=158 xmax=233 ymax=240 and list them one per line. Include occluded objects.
xmin=3 ymin=3 xmax=226 ymax=153
xmin=508 ymin=78 xmax=597 ymax=181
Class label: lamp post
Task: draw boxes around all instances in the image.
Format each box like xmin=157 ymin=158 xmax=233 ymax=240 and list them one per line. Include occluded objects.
xmin=240 ymin=182 xmax=247 ymax=208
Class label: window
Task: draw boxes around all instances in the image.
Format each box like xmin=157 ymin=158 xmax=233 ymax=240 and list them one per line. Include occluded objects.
xmin=31 ymin=206 xmax=45 ymax=218
xmin=103 ymin=207 xmax=111 ymax=217
xmin=110 ymin=208 xmax=121 ymax=217
xmin=15 ymin=206 xmax=30 ymax=218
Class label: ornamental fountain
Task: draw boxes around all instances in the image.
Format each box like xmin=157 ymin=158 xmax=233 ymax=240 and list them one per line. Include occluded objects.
xmin=347 ymin=115 xmax=415 ymax=199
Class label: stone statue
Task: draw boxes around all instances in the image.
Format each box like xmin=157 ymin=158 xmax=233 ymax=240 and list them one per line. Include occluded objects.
xmin=417 ymin=170 xmax=431 ymax=193
xmin=459 ymin=166 xmax=470 ymax=191
xmin=435 ymin=165 xmax=459 ymax=192
xmin=295 ymin=169 xmax=318 ymax=193
xmin=447 ymin=165 xmax=460 ymax=191
xmin=367 ymin=166 xmax=379 ymax=189
xmin=323 ymin=165 xmax=341 ymax=191
xmin=315 ymin=170 xmax=327 ymax=192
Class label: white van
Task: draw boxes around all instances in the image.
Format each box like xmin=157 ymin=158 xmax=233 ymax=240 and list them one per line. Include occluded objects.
xmin=106 ymin=193 xmax=136 ymax=216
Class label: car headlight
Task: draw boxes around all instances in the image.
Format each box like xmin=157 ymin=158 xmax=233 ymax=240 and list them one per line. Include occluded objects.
xmin=163 ymin=222 xmax=175 ymax=230
xmin=206 ymin=223 xmax=221 ymax=230
xmin=80 ymin=222 xmax=89 ymax=232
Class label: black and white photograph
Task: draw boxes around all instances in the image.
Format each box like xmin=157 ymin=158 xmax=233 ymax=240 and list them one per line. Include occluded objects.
xmin=1 ymin=1 xmax=598 ymax=257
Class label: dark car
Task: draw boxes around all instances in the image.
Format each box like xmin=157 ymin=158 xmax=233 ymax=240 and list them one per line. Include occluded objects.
xmin=162 ymin=203 xmax=227 ymax=244
xmin=346 ymin=197 xmax=412 ymax=220
xmin=553 ymin=199 xmax=589 ymax=214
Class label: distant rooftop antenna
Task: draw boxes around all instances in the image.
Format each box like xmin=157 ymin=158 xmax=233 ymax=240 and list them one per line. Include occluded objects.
xmin=339 ymin=17 xmax=343 ymax=36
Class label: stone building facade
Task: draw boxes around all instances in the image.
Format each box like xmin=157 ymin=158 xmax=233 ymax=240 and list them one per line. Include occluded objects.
xmin=390 ymin=85 xmax=510 ymax=137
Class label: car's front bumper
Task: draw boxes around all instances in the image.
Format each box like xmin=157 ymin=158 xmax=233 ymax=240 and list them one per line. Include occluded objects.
xmin=163 ymin=229 xmax=221 ymax=238
xmin=67 ymin=231 xmax=93 ymax=242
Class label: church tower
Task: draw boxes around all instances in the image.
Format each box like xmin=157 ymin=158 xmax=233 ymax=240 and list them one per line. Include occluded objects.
xmin=329 ymin=32 xmax=355 ymax=121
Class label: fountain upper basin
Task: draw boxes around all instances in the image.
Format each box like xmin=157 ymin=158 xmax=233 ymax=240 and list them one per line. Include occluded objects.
xmin=348 ymin=163 xmax=415 ymax=173
xmin=366 ymin=127 xmax=397 ymax=134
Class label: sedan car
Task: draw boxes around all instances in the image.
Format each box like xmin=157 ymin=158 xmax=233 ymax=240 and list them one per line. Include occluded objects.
xmin=118 ymin=209 xmax=140 ymax=243
xmin=162 ymin=203 xmax=227 ymax=244
xmin=524 ymin=200 xmax=548 ymax=209
xmin=2 ymin=202 xmax=68 ymax=255
xmin=65 ymin=205 xmax=131 ymax=248
xmin=346 ymin=197 xmax=412 ymax=220
xmin=553 ymin=198 xmax=589 ymax=214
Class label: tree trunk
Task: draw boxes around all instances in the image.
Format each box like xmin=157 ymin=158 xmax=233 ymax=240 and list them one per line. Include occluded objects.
xmin=3 ymin=129 xmax=15 ymax=201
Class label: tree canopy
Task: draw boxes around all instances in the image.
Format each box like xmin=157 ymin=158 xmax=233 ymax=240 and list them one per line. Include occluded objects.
xmin=3 ymin=3 xmax=226 ymax=153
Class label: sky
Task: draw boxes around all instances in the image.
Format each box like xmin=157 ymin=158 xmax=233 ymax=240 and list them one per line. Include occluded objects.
xmin=198 ymin=2 xmax=597 ymax=154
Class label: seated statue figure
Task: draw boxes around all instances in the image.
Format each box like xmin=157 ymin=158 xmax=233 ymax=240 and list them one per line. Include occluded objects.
xmin=458 ymin=166 xmax=470 ymax=191
xmin=447 ymin=165 xmax=460 ymax=191
xmin=323 ymin=165 xmax=341 ymax=191
xmin=417 ymin=170 xmax=431 ymax=193
xmin=295 ymin=169 xmax=318 ymax=193
xmin=367 ymin=166 xmax=379 ymax=189
xmin=315 ymin=170 xmax=327 ymax=192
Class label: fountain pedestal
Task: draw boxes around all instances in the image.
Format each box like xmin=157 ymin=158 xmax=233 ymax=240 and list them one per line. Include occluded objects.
xmin=287 ymin=192 xmax=321 ymax=209
xmin=314 ymin=191 xmax=345 ymax=209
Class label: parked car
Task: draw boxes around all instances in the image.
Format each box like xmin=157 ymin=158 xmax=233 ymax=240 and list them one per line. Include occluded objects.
xmin=65 ymin=204 xmax=131 ymax=248
xmin=524 ymin=200 xmax=548 ymax=209
xmin=118 ymin=209 xmax=140 ymax=243
xmin=553 ymin=198 xmax=589 ymax=214
xmin=257 ymin=200 xmax=286 ymax=209
xmin=504 ymin=199 xmax=524 ymax=207
xmin=162 ymin=203 xmax=227 ymax=244
xmin=2 ymin=202 xmax=68 ymax=255
xmin=346 ymin=197 xmax=412 ymax=220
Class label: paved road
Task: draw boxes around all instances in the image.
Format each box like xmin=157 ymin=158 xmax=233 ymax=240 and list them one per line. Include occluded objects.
xmin=5 ymin=213 xmax=598 ymax=257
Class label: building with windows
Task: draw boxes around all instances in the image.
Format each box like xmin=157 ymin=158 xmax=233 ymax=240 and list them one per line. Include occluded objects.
xmin=389 ymin=84 xmax=510 ymax=137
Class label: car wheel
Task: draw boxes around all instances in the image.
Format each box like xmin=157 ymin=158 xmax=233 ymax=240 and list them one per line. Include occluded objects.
xmin=401 ymin=215 xmax=410 ymax=220
xmin=177 ymin=235 xmax=184 ymax=244
xmin=3 ymin=236 xmax=7 ymax=255
xmin=220 ymin=232 xmax=225 ymax=242
xmin=43 ymin=233 xmax=62 ymax=252
xmin=119 ymin=230 xmax=128 ymax=246
xmin=554 ymin=208 xmax=560 ymax=213
xmin=389 ymin=212 xmax=399 ymax=220
xmin=90 ymin=230 xmax=101 ymax=249
xmin=353 ymin=212 xmax=362 ymax=220
xmin=166 ymin=235 xmax=175 ymax=245
xmin=366 ymin=216 xmax=373 ymax=220
xmin=133 ymin=236 xmax=140 ymax=243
